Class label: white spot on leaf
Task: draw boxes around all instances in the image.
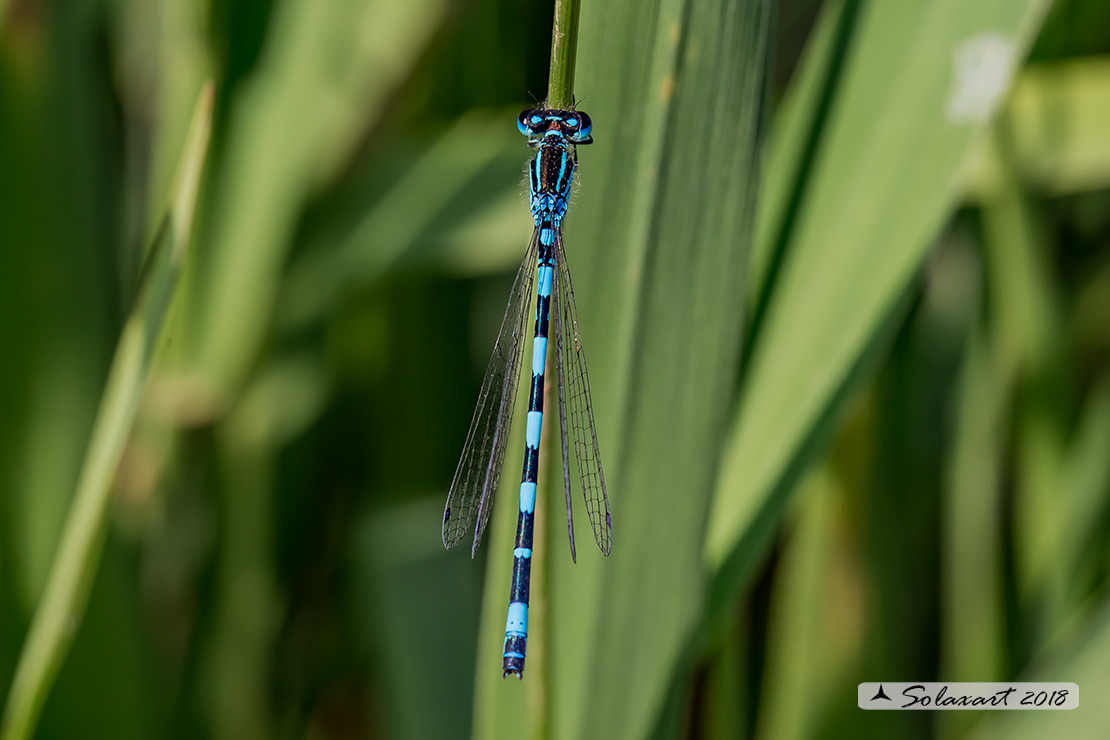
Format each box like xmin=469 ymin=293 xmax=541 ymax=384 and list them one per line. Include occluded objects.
xmin=946 ymin=33 xmax=1017 ymax=124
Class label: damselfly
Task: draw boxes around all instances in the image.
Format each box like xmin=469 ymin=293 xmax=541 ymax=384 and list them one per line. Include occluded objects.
xmin=441 ymin=106 xmax=612 ymax=679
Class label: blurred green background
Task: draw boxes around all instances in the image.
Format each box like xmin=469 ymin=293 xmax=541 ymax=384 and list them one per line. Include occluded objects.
xmin=3 ymin=0 xmax=1110 ymax=738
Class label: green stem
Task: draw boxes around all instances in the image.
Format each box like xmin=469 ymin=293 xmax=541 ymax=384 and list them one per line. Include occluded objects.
xmin=547 ymin=0 xmax=582 ymax=109
xmin=0 ymin=82 xmax=213 ymax=740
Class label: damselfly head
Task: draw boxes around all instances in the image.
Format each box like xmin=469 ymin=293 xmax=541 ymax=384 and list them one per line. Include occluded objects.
xmin=517 ymin=108 xmax=593 ymax=144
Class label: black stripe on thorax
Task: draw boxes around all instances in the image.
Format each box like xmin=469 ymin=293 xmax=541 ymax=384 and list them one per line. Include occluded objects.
xmin=537 ymin=142 xmax=574 ymax=197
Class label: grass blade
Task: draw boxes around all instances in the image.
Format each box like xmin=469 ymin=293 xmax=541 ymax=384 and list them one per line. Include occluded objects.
xmin=565 ymin=1 xmax=771 ymax=738
xmin=707 ymin=0 xmax=1052 ymax=607
xmin=184 ymin=0 xmax=451 ymax=405
xmin=473 ymin=0 xmax=770 ymax=737
xmin=940 ymin=328 xmax=1010 ymax=673
xmin=566 ymin=0 xmax=770 ymax=734
xmin=967 ymin=594 xmax=1110 ymax=740
xmin=754 ymin=468 xmax=842 ymax=740
xmin=0 ymin=82 xmax=213 ymax=740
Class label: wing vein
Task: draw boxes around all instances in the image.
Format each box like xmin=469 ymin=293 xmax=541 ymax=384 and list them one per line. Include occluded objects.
xmin=441 ymin=234 xmax=539 ymax=555
xmin=553 ymin=242 xmax=578 ymax=563
xmin=555 ymin=235 xmax=613 ymax=555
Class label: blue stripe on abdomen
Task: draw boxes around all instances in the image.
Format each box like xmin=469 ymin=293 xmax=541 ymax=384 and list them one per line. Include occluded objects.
xmin=537 ymin=265 xmax=553 ymax=297
xmin=505 ymin=601 xmax=528 ymax=636
xmin=518 ymin=481 xmax=536 ymax=513
xmin=525 ymin=410 xmax=542 ymax=449
xmin=532 ymin=336 xmax=547 ymax=376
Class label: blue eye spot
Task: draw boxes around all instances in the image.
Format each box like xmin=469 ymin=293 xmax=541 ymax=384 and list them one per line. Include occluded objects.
xmin=530 ymin=115 xmax=542 ymax=125
xmin=566 ymin=118 xmax=578 ymax=127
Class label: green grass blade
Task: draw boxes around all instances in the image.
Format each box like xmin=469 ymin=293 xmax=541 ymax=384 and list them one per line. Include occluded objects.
xmin=706 ymin=0 xmax=1052 ymax=599
xmin=184 ymin=0 xmax=451 ymax=405
xmin=747 ymin=0 xmax=856 ymax=312
xmin=200 ymin=356 xmax=330 ymax=740
xmin=938 ymin=326 xmax=1010 ymax=740
xmin=0 ymin=82 xmax=213 ymax=740
xmin=567 ymin=0 xmax=770 ymax=735
xmin=355 ymin=499 xmax=483 ymax=740
xmin=979 ymin=117 xmax=1073 ymax=651
xmin=701 ymin=614 xmax=750 ymax=740
xmin=979 ymin=124 xmax=1060 ymax=374
xmin=1055 ymin=377 xmax=1110 ymax=607
xmin=473 ymin=0 xmax=771 ymax=737
xmin=754 ymin=468 xmax=839 ymax=740
xmin=281 ymin=110 xmax=527 ymax=329
xmin=967 ymin=594 xmax=1110 ymax=740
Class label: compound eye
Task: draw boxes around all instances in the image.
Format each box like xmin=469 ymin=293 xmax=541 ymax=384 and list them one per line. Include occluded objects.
xmin=571 ymin=111 xmax=592 ymax=141
xmin=517 ymin=108 xmax=540 ymax=136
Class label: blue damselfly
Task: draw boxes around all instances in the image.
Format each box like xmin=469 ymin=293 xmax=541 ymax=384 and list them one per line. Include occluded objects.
xmin=441 ymin=106 xmax=612 ymax=679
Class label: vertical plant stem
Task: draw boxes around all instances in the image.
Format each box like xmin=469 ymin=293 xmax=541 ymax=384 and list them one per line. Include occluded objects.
xmin=0 ymin=82 xmax=213 ymax=740
xmin=547 ymin=0 xmax=582 ymax=108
